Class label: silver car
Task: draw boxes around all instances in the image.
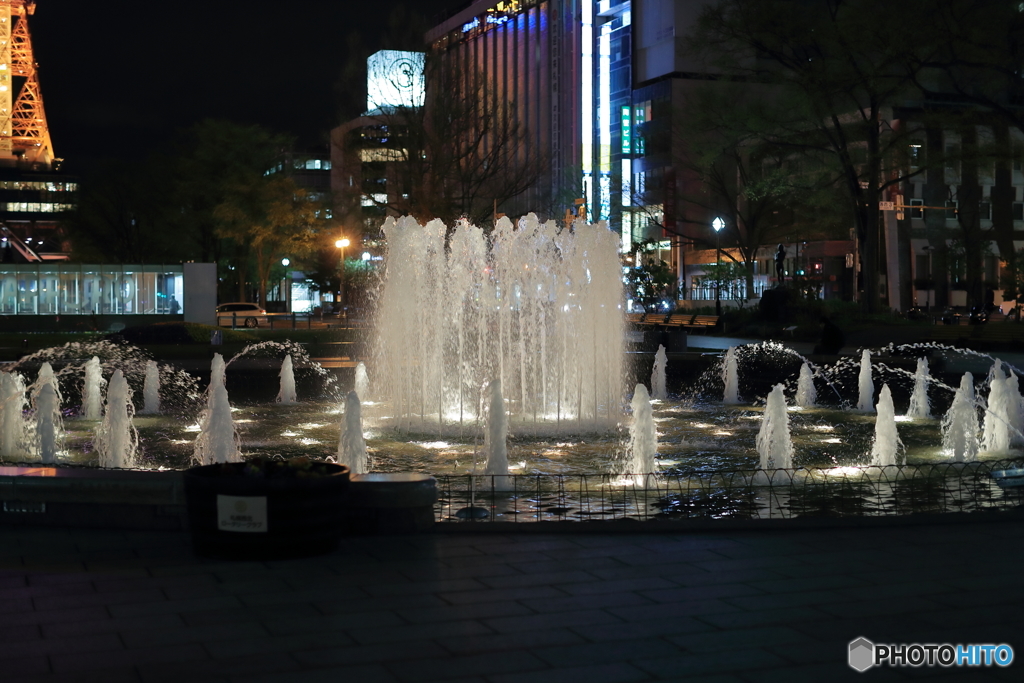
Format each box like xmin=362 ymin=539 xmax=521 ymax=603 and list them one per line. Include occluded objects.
xmin=216 ymin=302 xmax=268 ymax=328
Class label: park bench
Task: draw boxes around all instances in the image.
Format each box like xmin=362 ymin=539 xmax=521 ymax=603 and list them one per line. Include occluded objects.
xmin=682 ymin=315 xmax=720 ymax=333
xmin=661 ymin=313 xmax=693 ymax=328
xmin=625 ymin=312 xmax=647 ymax=326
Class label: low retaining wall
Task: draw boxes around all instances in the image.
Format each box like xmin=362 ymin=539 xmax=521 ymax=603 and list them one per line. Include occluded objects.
xmin=0 ymin=467 xmax=439 ymax=535
xmin=3 ymin=462 xmax=1022 ymax=533
xmin=0 ymin=466 xmax=187 ymax=530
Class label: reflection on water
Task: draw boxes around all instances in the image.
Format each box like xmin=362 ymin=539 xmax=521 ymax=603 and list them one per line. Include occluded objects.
xmin=46 ymin=393 xmax=1018 ymax=477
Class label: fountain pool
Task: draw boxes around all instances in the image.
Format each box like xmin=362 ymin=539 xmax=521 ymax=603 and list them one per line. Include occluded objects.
xmin=1 ymin=334 xmax=1022 ymax=523
xmin=2 ymin=339 xmax=1014 ymax=475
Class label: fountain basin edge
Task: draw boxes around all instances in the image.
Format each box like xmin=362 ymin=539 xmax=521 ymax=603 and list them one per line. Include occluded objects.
xmin=0 ymin=466 xmax=187 ymax=530
xmin=2 ymin=463 xmax=1021 ymax=534
xmin=0 ymin=466 xmax=442 ymax=536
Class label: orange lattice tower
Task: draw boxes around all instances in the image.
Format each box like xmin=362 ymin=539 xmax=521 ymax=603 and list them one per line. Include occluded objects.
xmin=0 ymin=1 xmax=53 ymax=168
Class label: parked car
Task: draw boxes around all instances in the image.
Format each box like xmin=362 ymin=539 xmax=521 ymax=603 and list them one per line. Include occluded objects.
xmin=216 ymin=302 xmax=268 ymax=328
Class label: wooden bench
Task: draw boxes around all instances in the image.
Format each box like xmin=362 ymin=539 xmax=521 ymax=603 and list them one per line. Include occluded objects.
xmin=661 ymin=313 xmax=694 ymax=328
xmin=682 ymin=315 xmax=720 ymax=333
xmin=625 ymin=312 xmax=647 ymax=326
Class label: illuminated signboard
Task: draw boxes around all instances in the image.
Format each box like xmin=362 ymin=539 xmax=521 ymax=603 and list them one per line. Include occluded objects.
xmin=366 ymin=50 xmax=425 ymax=111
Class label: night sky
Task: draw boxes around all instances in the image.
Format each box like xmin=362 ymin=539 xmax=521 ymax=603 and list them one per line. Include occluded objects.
xmin=31 ymin=0 xmax=462 ymax=174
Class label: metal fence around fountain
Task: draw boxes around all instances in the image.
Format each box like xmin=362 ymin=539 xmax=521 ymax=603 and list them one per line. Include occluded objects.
xmin=434 ymin=459 xmax=1024 ymax=523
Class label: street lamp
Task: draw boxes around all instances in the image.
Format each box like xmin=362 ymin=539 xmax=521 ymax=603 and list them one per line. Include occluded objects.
xmin=335 ymin=237 xmax=350 ymax=312
xmin=712 ymin=216 xmax=724 ymax=315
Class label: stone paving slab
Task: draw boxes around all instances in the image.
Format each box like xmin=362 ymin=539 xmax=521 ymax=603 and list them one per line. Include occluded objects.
xmin=1 ymin=516 xmax=1023 ymax=682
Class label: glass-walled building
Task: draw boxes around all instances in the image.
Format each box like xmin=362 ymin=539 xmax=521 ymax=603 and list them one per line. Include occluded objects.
xmin=0 ymin=171 xmax=78 ymax=262
xmin=0 ymin=264 xmax=183 ymax=316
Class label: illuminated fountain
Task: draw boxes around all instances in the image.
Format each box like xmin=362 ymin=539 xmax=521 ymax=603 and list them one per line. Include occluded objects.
xmin=33 ymin=361 xmax=60 ymax=405
xmin=483 ymin=379 xmax=510 ymax=488
xmin=210 ymin=353 xmax=226 ymax=390
xmin=756 ymin=383 xmax=792 ymax=471
xmin=1007 ymin=369 xmax=1024 ymax=448
xmin=942 ymin=373 xmax=979 ymax=463
xmin=907 ymin=358 xmax=931 ymax=419
xmin=722 ymin=347 xmax=740 ymax=404
xmin=337 ymin=390 xmax=367 ymax=474
xmin=95 ymin=370 xmax=138 ymax=468
xmin=870 ymin=385 xmax=903 ymax=466
xmin=0 ymin=329 xmax=1018 ymax=526
xmin=194 ymin=383 xmax=241 ymax=465
xmin=0 ymin=340 xmax=334 ymax=470
xmin=372 ymin=214 xmax=623 ymax=434
xmin=140 ymin=360 xmax=161 ymax=415
xmin=1 ymin=372 xmax=27 ymax=458
xmin=0 ymin=286 xmax=1021 ymax=505
xmin=857 ymin=350 xmax=875 ymax=412
xmin=354 ymin=362 xmax=370 ymax=402
xmin=33 ymin=383 xmax=61 ymax=464
xmin=795 ymin=362 xmax=816 ymax=408
xmin=83 ymin=356 xmax=104 ymax=420
xmin=651 ymin=345 xmax=668 ymax=400
xmin=625 ymin=383 xmax=657 ymax=484
xmin=277 ymin=355 xmax=297 ymax=404
xmin=982 ymin=365 xmax=1013 ymax=454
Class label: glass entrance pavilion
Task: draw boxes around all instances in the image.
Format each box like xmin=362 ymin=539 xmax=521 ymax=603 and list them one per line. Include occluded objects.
xmin=0 ymin=264 xmax=184 ymax=316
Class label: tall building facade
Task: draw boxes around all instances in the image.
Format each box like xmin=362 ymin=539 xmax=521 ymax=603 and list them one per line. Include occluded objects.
xmin=426 ymin=0 xmax=583 ymax=221
xmin=0 ymin=0 xmax=74 ymax=263
xmin=421 ymin=2 xmax=706 ymax=249
xmin=423 ymin=0 xmax=694 ymax=238
xmin=332 ymin=50 xmax=427 ymax=242
xmin=392 ymin=1 xmax=833 ymax=303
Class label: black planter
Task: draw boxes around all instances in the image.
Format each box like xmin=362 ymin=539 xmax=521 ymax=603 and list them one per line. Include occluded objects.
xmin=184 ymin=462 xmax=350 ymax=560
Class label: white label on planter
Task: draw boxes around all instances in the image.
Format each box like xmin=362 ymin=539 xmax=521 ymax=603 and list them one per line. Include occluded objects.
xmin=217 ymin=495 xmax=268 ymax=533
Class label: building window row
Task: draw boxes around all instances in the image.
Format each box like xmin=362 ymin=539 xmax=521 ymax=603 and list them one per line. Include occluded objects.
xmin=266 ymin=159 xmax=332 ymax=175
xmin=0 ymin=180 xmax=77 ymax=192
xmin=2 ymin=202 xmax=74 ymax=212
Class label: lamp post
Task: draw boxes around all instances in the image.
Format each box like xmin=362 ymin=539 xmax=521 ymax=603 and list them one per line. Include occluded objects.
xmin=335 ymin=237 xmax=349 ymax=313
xmin=712 ymin=216 xmax=724 ymax=315
xmin=921 ymin=245 xmax=932 ymax=313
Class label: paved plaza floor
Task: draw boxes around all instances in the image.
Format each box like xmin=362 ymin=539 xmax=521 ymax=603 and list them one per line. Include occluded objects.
xmin=1 ymin=516 xmax=1022 ymax=682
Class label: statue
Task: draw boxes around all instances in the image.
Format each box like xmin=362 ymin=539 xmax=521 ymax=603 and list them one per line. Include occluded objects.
xmin=775 ymin=244 xmax=786 ymax=284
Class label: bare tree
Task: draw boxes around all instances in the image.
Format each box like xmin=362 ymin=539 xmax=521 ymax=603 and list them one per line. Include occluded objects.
xmin=687 ymin=0 xmax=941 ymax=312
xmin=337 ymin=57 xmax=546 ymax=231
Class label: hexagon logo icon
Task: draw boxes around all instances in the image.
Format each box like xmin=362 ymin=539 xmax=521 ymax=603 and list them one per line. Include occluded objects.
xmin=849 ymin=637 xmax=875 ymax=672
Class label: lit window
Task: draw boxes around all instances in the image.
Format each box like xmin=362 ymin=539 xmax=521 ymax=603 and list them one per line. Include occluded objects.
xmin=908 ymin=141 xmax=923 ymax=167
xmin=945 ymin=201 xmax=958 ymax=220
